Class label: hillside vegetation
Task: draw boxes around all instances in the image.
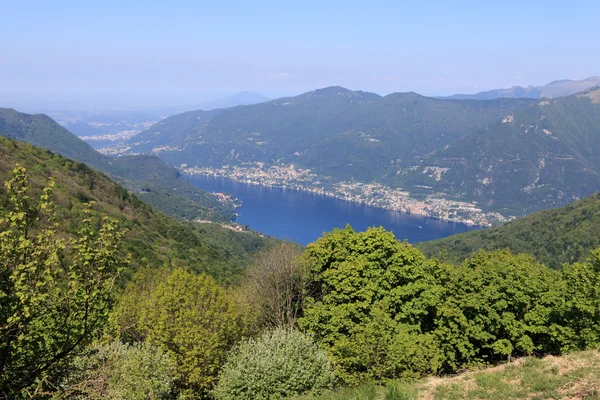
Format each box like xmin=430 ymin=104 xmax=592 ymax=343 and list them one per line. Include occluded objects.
xmin=4 ymin=176 xmax=600 ymax=399
xmin=126 ymin=86 xmax=600 ymax=219
xmin=0 ymin=137 xmax=272 ymax=282
xmin=127 ymin=88 xmax=531 ymax=184
xmin=296 ymin=349 xmax=600 ymax=400
xmin=0 ymin=107 xmax=236 ymax=222
xmin=395 ymin=88 xmax=600 ymax=216
xmin=418 ymin=192 xmax=600 ymax=269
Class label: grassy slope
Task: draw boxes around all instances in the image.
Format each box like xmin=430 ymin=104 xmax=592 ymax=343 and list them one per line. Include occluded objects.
xmin=298 ymin=350 xmax=600 ymax=400
xmin=417 ymin=192 xmax=600 ymax=269
xmin=0 ymin=137 xmax=272 ymax=283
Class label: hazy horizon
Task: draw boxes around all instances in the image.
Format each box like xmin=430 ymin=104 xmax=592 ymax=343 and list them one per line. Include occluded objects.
xmin=2 ymin=1 xmax=599 ymax=111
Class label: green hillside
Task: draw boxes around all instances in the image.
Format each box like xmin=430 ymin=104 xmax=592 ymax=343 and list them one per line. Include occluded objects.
xmin=127 ymin=87 xmax=531 ymax=183
xmin=0 ymin=108 xmax=106 ymax=168
xmin=396 ymin=88 xmax=600 ymax=216
xmin=0 ymin=136 xmax=272 ymax=282
xmin=418 ymin=192 xmax=600 ymax=269
xmin=125 ymin=87 xmax=600 ymax=220
xmin=0 ymin=107 xmax=236 ymax=222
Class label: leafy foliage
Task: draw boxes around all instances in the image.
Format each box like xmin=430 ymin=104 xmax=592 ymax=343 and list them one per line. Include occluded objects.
xmin=298 ymin=226 xmax=600 ymax=385
xmin=111 ymin=268 xmax=243 ymax=398
xmin=0 ymin=138 xmax=273 ymax=283
xmin=59 ymin=340 xmax=176 ymax=400
xmin=432 ymin=251 xmax=562 ymax=370
xmin=0 ymin=166 xmax=126 ymax=398
xmin=213 ymin=329 xmax=334 ymax=400
xmin=298 ymin=226 xmax=448 ymax=384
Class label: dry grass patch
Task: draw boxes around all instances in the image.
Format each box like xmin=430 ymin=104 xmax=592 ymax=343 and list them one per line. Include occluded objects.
xmin=297 ymin=350 xmax=600 ymax=400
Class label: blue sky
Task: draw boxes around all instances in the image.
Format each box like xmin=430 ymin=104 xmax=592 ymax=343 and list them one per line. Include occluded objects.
xmin=2 ymin=0 xmax=599 ymax=109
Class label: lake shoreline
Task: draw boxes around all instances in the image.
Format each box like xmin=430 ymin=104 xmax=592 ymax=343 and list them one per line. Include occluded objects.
xmin=182 ymin=171 xmax=488 ymax=227
xmin=183 ymin=173 xmax=481 ymax=245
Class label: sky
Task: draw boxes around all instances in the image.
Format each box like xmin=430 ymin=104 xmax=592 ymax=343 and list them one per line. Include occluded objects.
xmin=2 ymin=0 xmax=599 ymax=110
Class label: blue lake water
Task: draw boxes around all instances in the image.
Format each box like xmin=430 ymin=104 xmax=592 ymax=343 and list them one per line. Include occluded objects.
xmin=185 ymin=175 xmax=480 ymax=245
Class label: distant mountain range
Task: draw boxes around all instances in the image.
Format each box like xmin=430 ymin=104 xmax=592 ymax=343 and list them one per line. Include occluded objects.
xmin=127 ymin=87 xmax=530 ymax=182
xmin=123 ymin=83 xmax=600 ymax=223
xmin=198 ymin=91 xmax=271 ymax=110
xmin=444 ymin=76 xmax=600 ymax=100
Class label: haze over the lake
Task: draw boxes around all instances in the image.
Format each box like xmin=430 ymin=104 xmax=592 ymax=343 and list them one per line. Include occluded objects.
xmin=2 ymin=1 xmax=599 ymax=110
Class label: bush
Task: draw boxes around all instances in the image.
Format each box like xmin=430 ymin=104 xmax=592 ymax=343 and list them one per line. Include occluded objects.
xmin=213 ymin=329 xmax=334 ymax=400
xmin=61 ymin=340 xmax=176 ymax=399
xmin=111 ymin=268 xmax=243 ymax=398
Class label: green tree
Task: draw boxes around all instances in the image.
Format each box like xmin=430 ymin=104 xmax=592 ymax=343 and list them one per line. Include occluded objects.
xmin=112 ymin=268 xmax=242 ymax=398
xmin=433 ymin=250 xmax=563 ymax=370
xmin=0 ymin=165 xmax=127 ymax=398
xmin=298 ymin=226 xmax=448 ymax=384
xmin=556 ymin=248 xmax=600 ymax=351
xmin=213 ymin=328 xmax=334 ymax=400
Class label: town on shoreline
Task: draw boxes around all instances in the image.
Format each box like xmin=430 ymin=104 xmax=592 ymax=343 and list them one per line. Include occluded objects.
xmin=182 ymin=163 xmax=511 ymax=227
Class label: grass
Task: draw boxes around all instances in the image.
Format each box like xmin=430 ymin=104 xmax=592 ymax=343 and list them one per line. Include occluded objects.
xmin=296 ymin=349 xmax=600 ymax=400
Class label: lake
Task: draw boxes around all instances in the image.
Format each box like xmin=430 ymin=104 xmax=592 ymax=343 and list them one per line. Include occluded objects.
xmin=185 ymin=175 xmax=480 ymax=245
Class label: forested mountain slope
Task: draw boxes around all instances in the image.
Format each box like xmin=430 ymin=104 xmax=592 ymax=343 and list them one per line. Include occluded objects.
xmin=395 ymin=88 xmax=600 ymax=216
xmin=418 ymin=191 xmax=600 ymax=269
xmin=0 ymin=107 xmax=235 ymax=222
xmin=127 ymin=87 xmax=531 ymax=183
xmin=0 ymin=137 xmax=272 ymax=282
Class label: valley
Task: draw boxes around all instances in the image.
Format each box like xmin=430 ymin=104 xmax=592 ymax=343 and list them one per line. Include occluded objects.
xmin=4 ymin=2 xmax=600 ymax=399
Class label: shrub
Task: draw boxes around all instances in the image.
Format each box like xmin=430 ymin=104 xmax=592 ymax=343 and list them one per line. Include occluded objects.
xmin=60 ymin=340 xmax=176 ymax=399
xmin=111 ymin=268 xmax=243 ymax=398
xmin=0 ymin=166 xmax=127 ymax=398
xmin=213 ymin=329 xmax=334 ymax=400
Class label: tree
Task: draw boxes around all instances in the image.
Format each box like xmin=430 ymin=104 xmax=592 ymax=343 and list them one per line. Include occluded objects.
xmin=112 ymin=268 xmax=242 ymax=398
xmin=298 ymin=226 xmax=448 ymax=384
xmin=213 ymin=329 xmax=334 ymax=400
xmin=433 ymin=250 xmax=563 ymax=370
xmin=0 ymin=165 xmax=127 ymax=398
xmin=557 ymin=248 xmax=600 ymax=351
xmin=238 ymin=243 xmax=305 ymax=332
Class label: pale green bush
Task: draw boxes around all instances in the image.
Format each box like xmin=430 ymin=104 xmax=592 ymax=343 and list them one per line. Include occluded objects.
xmin=213 ymin=329 xmax=334 ymax=400
xmin=61 ymin=340 xmax=176 ymax=399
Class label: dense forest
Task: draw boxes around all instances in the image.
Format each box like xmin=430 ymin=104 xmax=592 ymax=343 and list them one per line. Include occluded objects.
xmin=2 ymin=151 xmax=600 ymax=399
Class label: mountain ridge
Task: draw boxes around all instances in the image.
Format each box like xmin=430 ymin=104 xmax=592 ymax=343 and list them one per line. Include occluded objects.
xmin=444 ymin=76 xmax=600 ymax=100
xmin=0 ymin=107 xmax=237 ymax=222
